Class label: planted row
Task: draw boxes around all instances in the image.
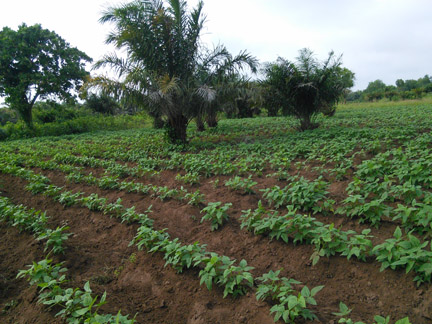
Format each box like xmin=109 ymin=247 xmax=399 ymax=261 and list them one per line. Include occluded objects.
xmin=241 ymin=201 xmax=432 ymax=284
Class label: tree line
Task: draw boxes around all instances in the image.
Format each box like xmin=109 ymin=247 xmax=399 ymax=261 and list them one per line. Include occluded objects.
xmin=347 ymin=76 xmax=432 ymax=102
xmin=1 ymin=0 xmax=359 ymax=144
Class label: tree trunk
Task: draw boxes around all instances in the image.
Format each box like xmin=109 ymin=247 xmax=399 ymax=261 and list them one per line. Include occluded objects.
xmin=153 ymin=115 xmax=165 ymax=129
xmin=206 ymin=111 xmax=218 ymax=128
xmin=298 ymin=114 xmax=319 ymax=131
xmin=196 ymin=114 xmax=205 ymax=132
xmin=17 ymin=103 xmax=34 ymax=129
xmin=167 ymin=114 xmax=188 ymax=144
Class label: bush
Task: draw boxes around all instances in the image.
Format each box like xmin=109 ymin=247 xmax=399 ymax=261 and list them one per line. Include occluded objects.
xmin=0 ymin=114 xmax=147 ymax=140
xmin=0 ymin=108 xmax=18 ymax=125
xmin=0 ymin=128 xmax=8 ymax=141
xmin=33 ymin=101 xmax=79 ymax=124
xmin=85 ymin=94 xmax=119 ymax=115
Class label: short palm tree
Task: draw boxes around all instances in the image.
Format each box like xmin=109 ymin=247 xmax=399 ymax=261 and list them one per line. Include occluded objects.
xmin=261 ymin=48 xmax=350 ymax=130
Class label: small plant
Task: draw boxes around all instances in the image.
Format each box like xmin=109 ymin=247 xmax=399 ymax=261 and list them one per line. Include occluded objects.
xmin=130 ymin=226 xmax=170 ymax=252
xmin=333 ymin=302 xmax=412 ymax=324
xmin=103 ymin=198 xmax=125 ymax=217
xmin=185 ymin=189 xmax=206 ymax=206
xmin=163 ymin=241 xmax=207 ymax=273
xmin=200 ymin=202 xmax=232 ymax=230
xmin=211 ymin=178 xmax=220 ymax=188
xmin=65 ymin=171 xmax=86 ymax=184
xmin=17 ymin=258 xmax=67 ymax=287
xmin=256 ymin=269 xmax=323 ymax=323
xmin=43 ymin=185 xmax=63 ymax=198
xmin=37 ymin=226 xmax=72 ymax=255
xmin=56 ymin=191 xmax=83 ymax=207
xmin=372 ymin=227 xmax=432 ymax=285
xmin=105 ymin=163 xmax=131 ymax=178
xmin=240 ymin=200 xmax=268 ymax=232
xmin=197 ymin=253 xmax=254 ymax=297
xmin=338 ymin=195 xmax=391 ymax=227
xmin=219 ymin=259 xmax=254 ymax=298
xmin=341 ymin=229 xmax=373 ymax=261
xmin=79 ymin=193 xmax=108 ymax=211
xmin=120 ymin=206 xmax=153 ymax=225
xmin=256 ymin=269 xmax=300 ymax=302
xmin=1 ymin=299 xmax=18 ymax=314
xmin=224 ymin=175 xmax=257 ymax=194
xmin=98 ymin=175 xmax=121 ymax=190
xmin=309 ymin=224 xmax=349 ymax=265
xmin=129 ymin=253 xmax=137 ymax=263
xmin=0 ymin=198 xmax=48 ymax=235
xmin=25 ymin=180 xmax=49 ymax=194
xmin=152 ymin=186 xmax=181 ymax=201
xmin=175 ymin=172 xmax=201 ymax=185
xmin=17 ymin=258 xmax=135 ymax=323
xmin=261 ymin=176 xmax=328 ymax=211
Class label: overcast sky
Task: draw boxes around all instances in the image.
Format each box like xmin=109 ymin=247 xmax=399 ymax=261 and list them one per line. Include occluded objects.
xmin=1 ymin=0 xmax=432 ymax=91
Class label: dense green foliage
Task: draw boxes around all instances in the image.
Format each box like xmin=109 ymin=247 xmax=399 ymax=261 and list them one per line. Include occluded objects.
xmin=0 ymin=113 xmax=147 ymax=141
xmin=0 ymin=24 xmax=91 ymax=127
xmin=84 ymin=93 xmax=120 ymax=115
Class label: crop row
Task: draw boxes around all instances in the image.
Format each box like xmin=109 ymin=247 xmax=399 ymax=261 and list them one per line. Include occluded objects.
xmin=2 ymin=151 xmax=431 ymax=286
xmin=0 ymin=196 xmax=135 ymax=323
xmin=0 ymin=163 xmax=326 ymax=322
xmin=7 ymin=142 xmax=432 ymax=240
xmin=241 ymin=201 xmax=432 ymax=285
xmin=0 ymin=160 xmax=412 ymax=323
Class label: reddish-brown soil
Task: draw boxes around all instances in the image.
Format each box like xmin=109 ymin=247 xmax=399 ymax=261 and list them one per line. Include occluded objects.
xmin=0 ymin=165 xmax=431 ymax=323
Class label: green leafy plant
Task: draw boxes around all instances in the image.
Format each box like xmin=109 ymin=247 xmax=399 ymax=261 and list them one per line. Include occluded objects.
xmin=175 ymin=172 xmax=201 ymax=185
xmin=219 ymin=259 xmax=254 ymax=298
xmin=185 ymin=189 xmax=206 ymax=206
xmin=17 ymin=258 xmax=67 ymax=288
xmin=197 ymin=253 xmax=254 ymax=297
xmin=261 ymin=176 xmax=328 ymax=212
xmin=130 ymin=226 xmax=171 ymax=252
xmin=333 ymin=302 xmax=411 ymax=324
xmin=79 ymin=193 xmax=108 ymax=211
xmin=164 ymin=241 xmax=207 ymax=273
xmin=37 ymin=226 xmax=72 ymax=254
xmin=0 ymin=197 xmax=48 ymax=234
xmin=372 ymin=227 xmax=432 ymax=285
xmin=224 ymin=175 xmax=257 ymax=194
xmin=256 ymin=269 xmax=323 ymax=323
xmin=56 ymin=191 xmax=83 ymax=207
xmin=201 ymin=202 xmax=232 ymax=230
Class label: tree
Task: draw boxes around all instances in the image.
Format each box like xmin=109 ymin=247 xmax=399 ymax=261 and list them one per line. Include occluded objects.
xmin=0 ymin=24 xmax=92 ymax=128
xmin=261 ymin=49 xmax=352 ymax=131
xmin=193 ymin=55 xmax=257 ymax=129
xmin=88 ymin=0 xmax=256 ymax=144
xmin=364 ymin=79 xmax=387 ymax=94
xmin=85 ymin=93 xmax=119 ymax=115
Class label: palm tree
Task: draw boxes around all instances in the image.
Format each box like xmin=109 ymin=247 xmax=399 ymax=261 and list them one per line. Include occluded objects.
xmin=87 ymin=0 xmax=256 ymax=144
xmin=262 ymin=49 xmax=351 ymax=131
xmin=193 ymin=47 xmax=258 ymax=129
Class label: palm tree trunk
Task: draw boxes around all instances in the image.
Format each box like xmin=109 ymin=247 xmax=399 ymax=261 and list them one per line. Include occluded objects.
xmin=196 ymin=114 xmax=205 ymax=132
xmin=206 ymin=110 xmax=218 ymax=128
xmin=167 ymin=114 xmax=188 ymax=144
